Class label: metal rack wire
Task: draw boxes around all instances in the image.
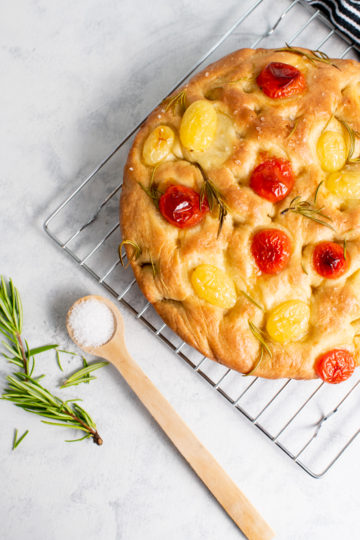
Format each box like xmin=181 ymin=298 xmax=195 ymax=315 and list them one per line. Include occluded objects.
xmin=44 ymin=0 xmax=360 ymax=478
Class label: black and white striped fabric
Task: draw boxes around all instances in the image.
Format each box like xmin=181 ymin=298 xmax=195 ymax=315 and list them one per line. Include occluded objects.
xmin=308 ymin=0 xmax=360 ymax=46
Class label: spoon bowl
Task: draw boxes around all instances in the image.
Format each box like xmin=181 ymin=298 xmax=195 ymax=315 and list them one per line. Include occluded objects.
xmin=66 ymin=294 xmax=124 ymax=357
xmin=66 ymin=295 xmax=274 ymax=540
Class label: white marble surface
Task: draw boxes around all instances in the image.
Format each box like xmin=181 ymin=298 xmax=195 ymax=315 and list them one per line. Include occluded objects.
xmin=1 ymin=1 xmax=360 ymax=539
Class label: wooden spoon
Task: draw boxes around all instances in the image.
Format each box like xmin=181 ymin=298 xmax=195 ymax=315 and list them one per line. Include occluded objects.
xmin=67 ymin=295 xmax=274 ymax=540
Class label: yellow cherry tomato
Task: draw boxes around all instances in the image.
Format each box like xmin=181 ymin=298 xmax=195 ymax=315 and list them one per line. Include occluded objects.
xmin=180 ymin=100 xmax=217 ymax=152
xmin=191 ymin=264 xmax=236 ymax=309
xmin=317 ymin=130 xmax=347 ymax=172
xmin=326 ymin=166 xmax=360 ymax=199
xmin=266 ymin=300 xmax=310 ymax=343
xmin=142 ymin=125 xmax=175 ymax=165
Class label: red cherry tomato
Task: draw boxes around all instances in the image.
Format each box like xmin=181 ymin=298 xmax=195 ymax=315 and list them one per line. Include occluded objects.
xmin=251 ymin=229 xmax=291 ymax=274
xmin=313 ymin=242 xmax=349 ymax=279
xmin=315 ymin=349 xmax=355 ymax=384
xmin=250 ymin=158 xmax=294 ymax=202
xmin=158 ymin=184 xmax=209 ymax=228
xmin=257 ymin=62 xmax=306 ymax=99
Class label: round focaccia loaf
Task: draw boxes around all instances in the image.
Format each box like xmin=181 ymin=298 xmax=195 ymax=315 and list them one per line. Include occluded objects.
xmin=120 ymin=47 xmax=360 ymax=380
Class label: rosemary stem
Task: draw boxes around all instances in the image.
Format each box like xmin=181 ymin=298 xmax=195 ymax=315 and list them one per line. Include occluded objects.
xmin=65 ymin=410 xmax=103 ymax=445
xmin=16 ymin=333 xmax=28 ymax=376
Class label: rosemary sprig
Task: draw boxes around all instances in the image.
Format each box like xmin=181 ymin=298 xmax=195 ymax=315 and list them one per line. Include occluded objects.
xmin=0 ymin=276 xmax=27 ymax=374
xmin=12 ymin=428 xmax=29 ymax=450
xmin=3 ymin=372 xmax=103 ymax=445
xmin=276 ymin=44 xmax=340 ymax=70
xmin=138 ymin=181 xmax=163 ymax=207
xmin=60 ymin=360 xmax=108 ymax=389
xmin=119 ymin=239 xmax=142 ymax=268
xmin=0 ymin=276 xmax=103 ymax=445
xmin=196 ymin=163 xmax=229 ymax=237
xmin=343 ymin=238 xmax=347 ymax=260
xmin=246 ymin=321 xmax=272 ymax=376
xmin=138 ymin=164 xmax=163 ymax=207
xmin=163 ymin=89 xmax=187 ymax=114
xmin=240 ymin=290 xmax=264 ymax=311
xmin=0 ymin=277 xmax=56 ymax=375
xmin=335 ymin=116 xmax=360 ymax=162
xmin=281 ymin=196 xmax=335 ymax=231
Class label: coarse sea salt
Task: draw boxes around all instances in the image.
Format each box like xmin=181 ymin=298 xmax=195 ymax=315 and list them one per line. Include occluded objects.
xmin=68 ymin=299 xmax=115 ymax=347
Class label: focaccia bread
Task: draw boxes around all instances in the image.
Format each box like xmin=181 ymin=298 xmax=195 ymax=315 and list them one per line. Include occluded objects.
xmin=120 ymin=47 xmax=360 ymax=382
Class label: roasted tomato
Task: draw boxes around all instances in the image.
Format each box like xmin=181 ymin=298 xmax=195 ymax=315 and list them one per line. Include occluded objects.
xmin=313 ymin=241 xmax=349 ymax=279
xmin=257 ymin=62 xmax=306 ymax=99
xmin=251 ymin=229 xmax=291 ymax=274
xmin=315 ymin=349 xmax=355 ymax=384
xmin=158 ymin=184 xmax=209 ymax=228
xmin=250 ymin=158 xmax=294 ymax=202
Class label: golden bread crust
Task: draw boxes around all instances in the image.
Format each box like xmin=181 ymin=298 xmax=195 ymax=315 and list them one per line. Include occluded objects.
xmin=120 ymin=47 xmax=360 ymax=379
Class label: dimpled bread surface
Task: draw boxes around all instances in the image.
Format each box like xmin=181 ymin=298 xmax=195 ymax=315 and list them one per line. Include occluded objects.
xmin=120 ymin=47 xmax=360 ymax=379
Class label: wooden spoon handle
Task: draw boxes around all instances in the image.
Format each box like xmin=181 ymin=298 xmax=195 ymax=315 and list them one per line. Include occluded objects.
xmin=104 ymin=343 xmax=274 ymax=540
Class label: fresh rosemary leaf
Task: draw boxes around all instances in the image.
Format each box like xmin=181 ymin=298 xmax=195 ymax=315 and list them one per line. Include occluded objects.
xmin=140 ymin=259 xmax=158 ymax=278
xmin=12 ymin=428 xmax=29 ymax=450
xmin=65 ymin=433 xmax=92 ymax=443
xmin=276 ymin=44 xmax=340 ymax=70
xmin=150 ymin=164 xmax=160 ymax=184
xmin=56 ymin=349 xmax=63 ymax=372
xmin=119 ymin=239 xmax=142 ymax=268
xmin=322 ymin=113 xmax=333 ymax=134
xmin=61 ymin=377 xmax=97 ymax=388
xmin=287 ymin=118 xmax=299 ymax=139
xmin=245 ymin=348 xmax=264 ymax=378
xmin=25 ymin=339 xmax=35 ymax=377
xmin=245 ymin=321 xmax=272 ymax=376
xmin=2 ymin=341 xmax=21 ymax=359
xmin=60 ymin=361 xmax=108 ymax=389
xmin=82 ymin=357 xmax=89 ymax=384
xmin=313 ymin=181 xmax=324 ymax=204
xmin=150 ymin=256 xmax=157 ymax=278
xmin=335 ymin=116 xmax=360 ymax=162
xmin=41 ymin=421 xmax=89 ymax=431
xmin=27 ymin=344 xmax=58 ymax=356
xmin=138 ymin=181 xmax=163 ymax=208
xmin=196 ymin=162 xmax=228 ymax=237
xmin=163 ymin=89 xmax=187 ymax=113
xmin=4 ymin=357 xmax=24 ymax=370
xmin=248 ymin=321 xmax=272 ymax=358
xmin=343 ymin=238 xmax=347 ymax=260
xmin=281 ymin=196 xmax=335 ymax=231
xmin=240 ymin=290 xmax=264 ymax=311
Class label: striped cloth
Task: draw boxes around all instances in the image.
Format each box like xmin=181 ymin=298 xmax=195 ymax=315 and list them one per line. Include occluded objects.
xmin=308 ymin=0 xmax=360 ymax=46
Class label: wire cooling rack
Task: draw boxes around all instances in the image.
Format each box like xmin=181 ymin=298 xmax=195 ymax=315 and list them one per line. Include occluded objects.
xmin=44 ymin=0 xmax=360 ymax=478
